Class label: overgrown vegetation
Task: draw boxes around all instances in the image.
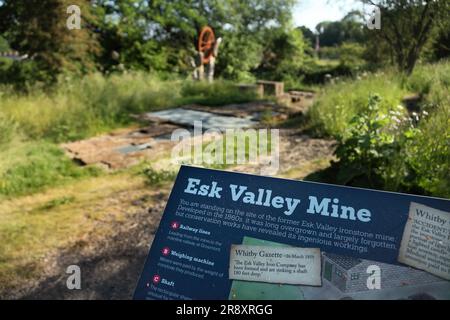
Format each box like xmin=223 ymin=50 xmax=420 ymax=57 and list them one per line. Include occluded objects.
xmin=0 ymin=0 xmax=449 ymax=299
xmin=309 ymin=72 xmax=407 ymax=136
xmin=0 ymin=74 xmax=259 ymax=198
xmin=0 ymin=73 xmax=259 ymax=144
xmin=180 ymin=81 xmax=259 ymax=106
xmin=308 ymin=60 xmax=450 ymax=198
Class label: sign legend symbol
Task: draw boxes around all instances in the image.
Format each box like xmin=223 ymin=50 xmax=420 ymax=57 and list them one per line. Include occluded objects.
xmin=162 ymin=247 xmax=171 ymax=256
xmin=152 ymin=275 xmax=161 ymax=284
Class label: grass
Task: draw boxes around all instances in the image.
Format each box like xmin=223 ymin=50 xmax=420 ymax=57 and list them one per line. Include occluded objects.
xmin=180 ymin=80 xmax=261 ymax=106
xmin=407 ymin=61 xmax=450 ymax=107
xmin=309 ymin=60 xmax=450 ymax=138
xmin=0 ymin=126 xmax=177 ymax=296
xmin=0 ymin=141 xmax=100 ymax=198
xmin=38 ymin=195 xmax=76 ymax=210
xmin=279 ymin=156 xmax=336 ymax=181
xmin=403 ymin=62 xmax=450 ymax=197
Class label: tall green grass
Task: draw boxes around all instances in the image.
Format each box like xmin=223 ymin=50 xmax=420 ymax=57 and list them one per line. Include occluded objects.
xmin=0 ymin=73 xmax=260 ymax=144
xmin=308 ymin=60 xmax=450 ymax=198
xmin=407 ymin=61 xmax=450 ymax=109
xmin=180 ymin=81 xmax=260 ymax=106
xmin=0 ymin=72 xmax=180 ymax=143
xmin=404 ymin=61 xmax=450 ymax=198
xmin=309 ymin=60 xmax=450 ymax=139
xmin=0 ymin=113 xmax=15 ymax=145
xmin=308 ymin=72 xmax=408 ymax=137
xmin=406 ymin=103 xmax=450 ymax=198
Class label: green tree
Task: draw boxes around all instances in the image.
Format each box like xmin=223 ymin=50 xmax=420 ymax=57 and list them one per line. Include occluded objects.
xmin=96 ymin=0 xmax=298 ymax=79
xmin=215 ymin=0 xmax=298 ymax=80
xmin=257 ymin=27 xmax=305 ymax=82
xmin=0 ymin=0 xmax=100 ymax=83
xmin=298 ymin=26 xmax=315 ymax=46
xmin=94 ymin=0 xmax=209 ymax=73
xmin=0 ymin=0 xmax=301 ymax=81
xmin=362 ymin=0 xmax=450 ymax=74
xmin=431 ymin=21 xmax=450 ymax=60
xmin=316 ymin=12 xmax=365 ymax=47
xmin=0 ymin=36 xmax=10 ymax=52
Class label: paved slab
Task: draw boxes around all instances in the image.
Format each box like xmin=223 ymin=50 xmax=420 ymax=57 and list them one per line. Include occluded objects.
xmin=61 ymin=124 xmax=178 ymax=169
xmin=145 ymin=108 xmax=257 ymax=130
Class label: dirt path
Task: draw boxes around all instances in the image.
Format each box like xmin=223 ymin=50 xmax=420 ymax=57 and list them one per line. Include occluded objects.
xmin=21 ymin=191 xmax=169 ymax=300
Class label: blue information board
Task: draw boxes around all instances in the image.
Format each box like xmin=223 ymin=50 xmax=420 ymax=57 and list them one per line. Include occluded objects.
xmin=134 ymin=165 xmax=450 ymax=300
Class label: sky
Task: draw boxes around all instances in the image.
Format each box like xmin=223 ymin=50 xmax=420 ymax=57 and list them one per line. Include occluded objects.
xmin=293 ymin=0 xmax=362 ymax=31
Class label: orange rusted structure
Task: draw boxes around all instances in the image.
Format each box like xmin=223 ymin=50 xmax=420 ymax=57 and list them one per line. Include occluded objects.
xmin=198 ymin=26 xmax=216 ymax=64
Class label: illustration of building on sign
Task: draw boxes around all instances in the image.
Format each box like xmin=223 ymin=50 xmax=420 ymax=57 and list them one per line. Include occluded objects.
xmin=322 ymin=252 xmax=444 ymax=293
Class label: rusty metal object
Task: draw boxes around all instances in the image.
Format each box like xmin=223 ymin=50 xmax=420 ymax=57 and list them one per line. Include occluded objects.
xmin=198 ymin=26 xmax=216 ymax=64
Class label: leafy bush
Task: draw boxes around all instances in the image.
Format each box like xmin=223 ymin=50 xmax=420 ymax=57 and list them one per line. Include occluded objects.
xmin=216 ymin=32 xmax=262 ymax=82
xmin=319 ymin=47 xmax=341 ymax=60
xmin=0 ymin=60 xmax=53 ymax=90
xmin=298 ymin=59 xmax=339 ymax=84
xmin=255 ymin=27 xmax=305 ymax=83
xmin=334 ymin=95 xmax=408 ymax=188
xmin=337 ymin=42 xmax=367 ymax=76
xmin=404 ymin=104 xmax=450 ymax=198
xmin=402 ymin=61 xmax=450 ymax=197
xmin=332 ymin=93 xmax=449 ymax=198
